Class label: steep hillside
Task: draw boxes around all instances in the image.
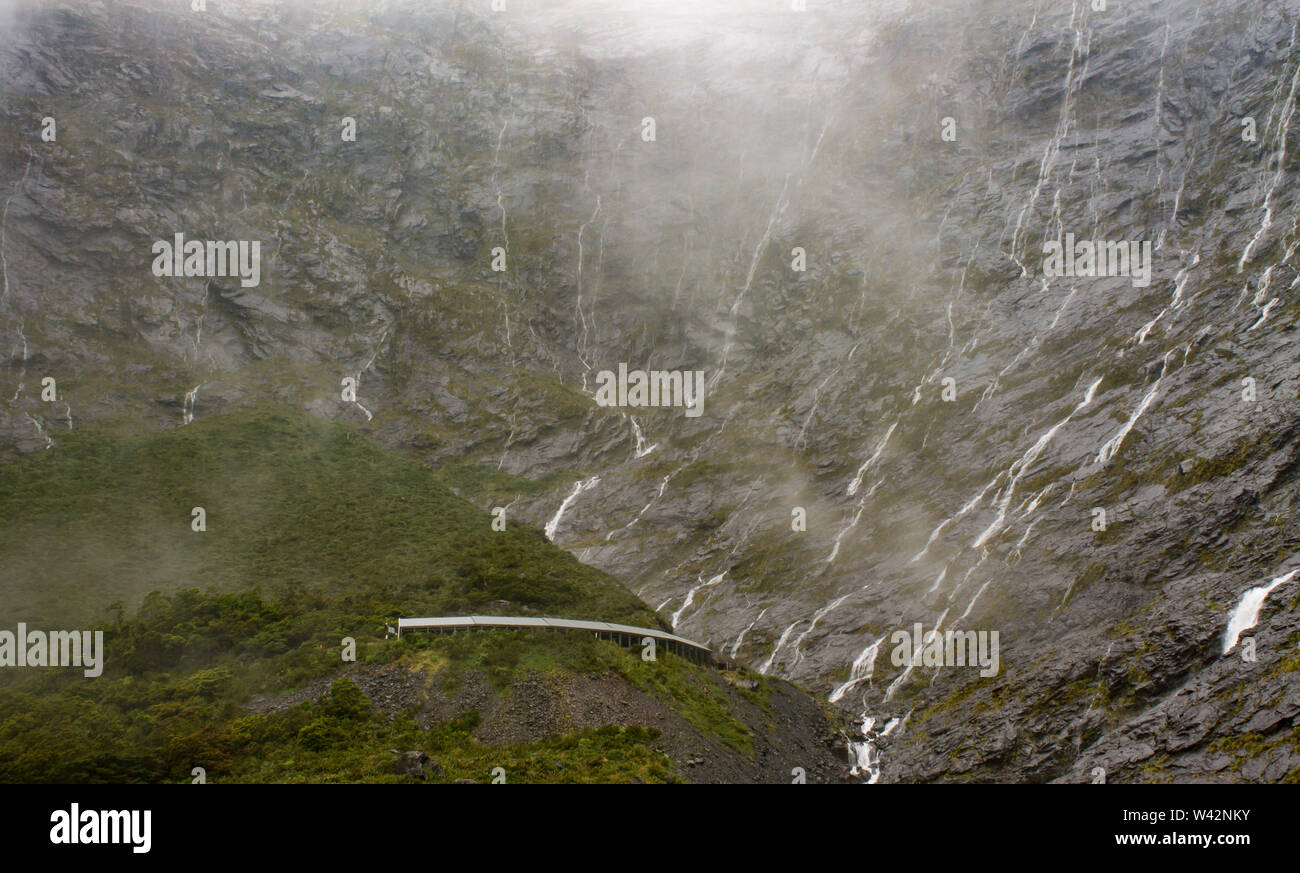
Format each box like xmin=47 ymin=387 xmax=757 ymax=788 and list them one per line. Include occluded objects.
xmin=2 ymin=0 xmax=1300 ymax=783
xmin=0 ymin=406 xmax=848 ymax=782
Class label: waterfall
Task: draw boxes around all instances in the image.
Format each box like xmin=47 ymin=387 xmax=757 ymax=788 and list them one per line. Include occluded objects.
xmin=628 ymin=416 xmax=657 ymax=458
xmin=848 ymin=715 xmax=899 ymax=784
xmin=973 ymin=377 xmax=1102 ymax=548
xmin=544 ymin=476 xmax=601 ymax=541
xmin=182 ymin=385 xmax=200 ymax=426
xmin=829 ymin=635 xmax=885 ymax=704
xmin=670 ymin=571 xmax=726 ymax=629
xmin=847 ymin=422 xmax=897 ymax=497
xmin=1223 ymin=567 xmax=1298 ymax=655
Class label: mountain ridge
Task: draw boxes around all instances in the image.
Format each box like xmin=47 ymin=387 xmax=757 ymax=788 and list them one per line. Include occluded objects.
xmin=2 ymin=0 xmax=1299 ymax=782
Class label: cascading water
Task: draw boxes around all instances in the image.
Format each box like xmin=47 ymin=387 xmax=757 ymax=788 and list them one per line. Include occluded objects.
xmin=1222 ymin=567 xmax=1298 ymax=655
xmin=24 ymin=412 xmax=51 ymax=449
xmin=848 ymin=715 xmax=899 ymax=784
xmin=0 ymin=147 xmax=33 ymax=307
xmin=606 ymin=472 xmax=672 ymax=541
xmin=182 ymin=385 xmax=200 ymax=426
xmin=544 ymin=475 xmax=601 ymax=542
xmin=670 ymin=571 xmax=726 ymax=630
xmin=627 ymin=415 xmax=657 ymax=458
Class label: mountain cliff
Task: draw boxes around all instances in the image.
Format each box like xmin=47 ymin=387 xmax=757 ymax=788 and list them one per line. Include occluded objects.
xmin=2 ymin=0 xmax=1299 ymax=782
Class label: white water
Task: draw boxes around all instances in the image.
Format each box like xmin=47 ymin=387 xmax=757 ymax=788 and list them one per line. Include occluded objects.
xmin=605 ymin=472 xmax=672 ymax=541
xmin=797 ymin=373 xmax=835 ymax=447
xmin=1239 ymin=23 xmax=1300 ymax=273
xmin=627 ymin=415 xmax=658 ymax=458
xmin=730 ymin=606 xmax=768 ymax=659
xmin=712 ymin=177 xmax=792 ymax=389
xmin=1020 ymin=483 xmax=1052 ymax=517
xmin=1151 ymin=22 xmax=1170 ymax=197
xmin=846 ymin=422 xmax=897 ymax=497
xmin=848 ymin=714 xmax=898 ymax=783
xmin=24 ymin=412 xmax=51 ymax=450
xmin=796 ymin=346 xmax=859 ymax=451
xmin=349 ymin=329 xmax=389 ymax=423
xmin=193 ymin=281 xmax=210 ymax=363
xmin=955 ymin=579 xmax=992 ymax=624
xmin=758 ymin=620 xmax=803 ymax=675
xmin=973 ymin=377 xmax=1101 ymax=548
xmin=1248 ymin=296 xmax=1280 ymax=332
xmin=884 ymin=608 xmax=948 ymax=702
xmin=10 ymin=322 xmax=26 ymax=401
xmin=494 ymin=105 xmax=515 ymax=357
xmin=0 ymin=147 xmax=34 ymax=307
xmin=1006 ymin=0 xmax=1091 ymax=275
xmin=497 ymin=415 xmax=516 ymax=470
xmin=829 ymin=635 xmax=885 ymax=703
xmin=788 ymin=591 xmax=855 ymax=666
xmin=911 ymin=474 xmax=1002 ymax=563
xmin=1135 ymin=250 xmax=1199 ymax=344
xmin=830 ymin=644 xmax=900 ymax=783
xmin=826 ymin=477 xmax=881 ymax=563
xmin=1096 ymin=351 xmax=1175 ymax=466
xmin=544 ymin=475 xmax=601 ymax=541
xmin=670 ymin=571 xmax=726 ymax=629
xmin=575 ymin=196 xmax=602 ymax=369
xmin=1009 ymin=521 xmax=1037 ymax=562
xmin=1222 ymin=567 xmax=1298 ymax=654
xmin=182 ymin=385 xmax=200 ymax=426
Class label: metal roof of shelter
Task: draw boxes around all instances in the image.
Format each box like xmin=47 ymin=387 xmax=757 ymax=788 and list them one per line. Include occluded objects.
xmin=395 ymin=615 xmax=711 ymax=654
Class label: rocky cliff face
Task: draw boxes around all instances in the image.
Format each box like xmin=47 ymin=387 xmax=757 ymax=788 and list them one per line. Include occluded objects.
xmin=3 ymin=0 xmax=1299 ymax=783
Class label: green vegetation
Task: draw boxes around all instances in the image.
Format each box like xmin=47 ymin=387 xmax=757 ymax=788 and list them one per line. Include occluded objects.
xmin=226 ymin=686 xmax=677 ymax=785
xmin=1139 ymin=752 xmax=1174 ymax=783
xmin=0 ymin=405 xmax=654 ymax=628
xmin=1206 ymin=723 xmax=1300 ymax=783
xmin=0 ymin=407 xmax=774 ymax=782
xmin=0 ymin=579 xmax=757 ymax=782
xmin=1167 ymin=440 xmax=1256 ymax=494
xmin=0 ymin=645 xmax=675 ymax=784
xmin=1267 ymin=634 xmax=1300 ymax=679
xmin=432 ymin=462 xmax=579 ymax=506
xmin=916 ymin=670 xmax=1006 ymax=723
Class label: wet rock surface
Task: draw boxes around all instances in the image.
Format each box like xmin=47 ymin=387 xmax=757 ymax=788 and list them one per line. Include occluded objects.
xmin=4 ymin=0 xmax=1300 ymax=781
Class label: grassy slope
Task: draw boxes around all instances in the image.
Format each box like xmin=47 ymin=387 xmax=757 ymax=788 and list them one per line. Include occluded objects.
xmin=0 ymin=406 xmax=781 ymax=783
xmin=0 ymin=405 xmax=656 ymax=628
